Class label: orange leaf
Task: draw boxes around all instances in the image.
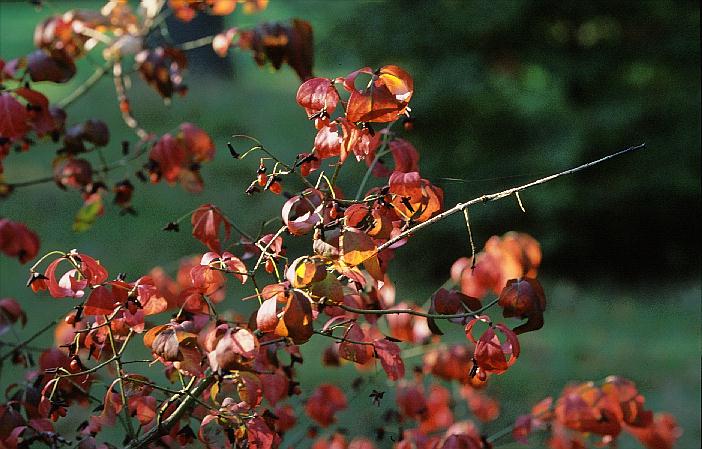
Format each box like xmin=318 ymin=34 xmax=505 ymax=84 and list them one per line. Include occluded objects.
xmin=341 ymin=228 xmax=377 ymax=267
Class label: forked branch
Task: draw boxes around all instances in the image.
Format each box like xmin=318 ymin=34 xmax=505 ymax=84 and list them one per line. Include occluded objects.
xmin=124 ymin=374 xmax=216 ymax=449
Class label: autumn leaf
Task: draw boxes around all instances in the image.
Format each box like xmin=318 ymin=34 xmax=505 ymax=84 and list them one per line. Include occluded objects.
xmin=338 ymin=323 xmax=373 ymax=364
xmin=373 ymin=338 xmax=405 ymax=381
xmin=341 ymin=228 xmax=377 ymax=267
xmin=191 ymin=204 xmax=232 ymax=253
xmin=305 ymin=384 xmax=347 ymax=427
xmin=498 ymin=277 xmax=546 ymax=335
xmin=83 ymin=285 xmax=115 ymax=316
xmin=0 ymin=219 xmax=40 ymax=264
xmin=0 ymin=93 xmax=29 ymax=140
xmin=296 ymin=77 xmax=339 ymax=118
xmin=345 ymin=65 xmax=414 ymax=123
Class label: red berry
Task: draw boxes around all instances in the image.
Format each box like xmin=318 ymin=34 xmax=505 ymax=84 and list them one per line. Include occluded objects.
xmin=269 ymin=181 xmax=282 ymax=194
xmin=69 ymin=358 xmax=81 ymax=372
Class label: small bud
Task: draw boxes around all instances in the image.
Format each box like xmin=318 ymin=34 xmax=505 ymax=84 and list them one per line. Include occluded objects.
xmin=227 ymin=142 xmax=240 ymax=158
xmin=121 ymin=140 xmax=130 ymax=155
xmin=163 ymin=221 xmax=180 ymax=232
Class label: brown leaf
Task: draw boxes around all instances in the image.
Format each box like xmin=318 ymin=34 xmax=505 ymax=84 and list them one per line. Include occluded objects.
xmin=27 ymin=50 xmax=76 ymax=83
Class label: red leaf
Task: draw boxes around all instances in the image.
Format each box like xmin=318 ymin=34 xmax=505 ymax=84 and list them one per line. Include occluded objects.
xmin=206 ymin=326 xmax=259 ymax=372
xmin=275 ymin=290 xmax=313 ymax=344
xmin=338 ymin=323 xmax=373 ymax=364
xmin=136 ymin=47 xmax=187 ymax=98
xmin=465 ymin=318 xmax=520 ymax=377
xmin=373 ymin=338 xmax=405 ymax=381
xmin=305 ymin=384 xmax=347 ymax=427
xmin=0 ymin=93 xmax=29 ymax=139
xmin=83 ymin=286 xmax=115 ymax=316
xmin=313 ymin=122 xmax=342 ymax=159
xmin=150 ymin=133 xmax=186 ymax=183
xmin=247 ymin=415 xmax=281 ymax=449
xmin=53 ymin=158 xmax=94 ymax=190
xmin=554 ymin=382 xmax=622 ymax=437
xmin=388 ymin=138 xmax=420 ymax=173
xmin=339 ymin=118 xmax=380 ymax=162
xmin=345 ymin=65 xmax=414 ymax=123
xmin=282 ymin=189 xmax=323 ymax=236
xmin=462 ymin=388 xmax=500 ymax=422
xmin=179 ymin=122 xmax=215 ymax=163
xmin=191 ymin=204 xmax=231 ymax=253
xmin=14 ymin=88 xmax=56 ymax=136
xmin=296 ymin=77 xmax=339 ymax=118
xmin=626 ymin=413 xmax=681 ymax=449
xmin=129 ymin=396 xmax=157 ymax=426
xmin=0 ymin=298 xmax=26 ymax=336
xmin=0 ymin=219 xmax=40 ymax=264
xmin=76 ymin=252 xmax=109 ymax=286
xmin=190 ymin=265 xmax=225 ymax=296
xmin=396 ymin=382 xmax=427 ymax=418
xmin=256 ymin=297 xmax=279 ymax=333
xmin=498 ymin=277 xmax=546 ymax=335
xmin=260 ymin=370 xmax=289 ymax=406
xmin=388 ymin=171 xmax=444 ymax=223
xmin=244 ymin=19 xmax=314 ymax=81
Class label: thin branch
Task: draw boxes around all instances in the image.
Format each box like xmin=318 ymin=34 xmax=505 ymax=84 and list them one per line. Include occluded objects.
xmin=312 ymin=329 xmax=375 ymax=346
xmin=6 ymin=136 xmax=152 ymax=189
xmin=0 ymin=341 xmax=45 ymax=352
xmin=108 ymin=328 xmax=137 ymax=439
xmin=57 ymin=62 xmax=113 ymax=109
xmin=0 ymin=319 xmax=58 ymax=362
xmin=124 ymin=374 xmax=216 ymax=449
xmin=515 ymin=191 xmax=526 ymax=213
xmin=122 ymin=375 xmax=212 ymax=409
xmin=462 ymin=208 xmax=476 ymax=269
xmin=354 ymin=148 xmax=388 ymax=201
xmin=375 ymin=144 xmax=646 ymax=254
xmin=232 ymin=135 xmax=315 ymax=189
xmin=178 ymin=35 xmax=215 ymax=51
xmin=337 ymin=296 xmax=500 ymax=320
xmin=252 ymin=225 xmax=287 ymax=273
xmin=113 ymin=61 xmax=149 ymax=140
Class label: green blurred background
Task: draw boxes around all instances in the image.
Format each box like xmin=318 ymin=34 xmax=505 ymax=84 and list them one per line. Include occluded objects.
xmin=0 ymin=1 xmax=699 ymax=448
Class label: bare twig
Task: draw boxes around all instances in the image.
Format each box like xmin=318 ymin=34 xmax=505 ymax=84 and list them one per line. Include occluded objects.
xmin=252 ymin=225 xmax=287 ymax=273
xmin=124 ymin=374 xmax=216 ymax=449
xmin=6 ymin=136 xmax=152 ymax=189
xmin=57 ymin=62 xmax=114 ymax=109
xmin=462 ymin=208 xmax=476 ymax=269
xmin=375 ymin=144 xmax=646 ymax=254
xmin=113 ymin=61 xmax=149 ymax=140
xmin=0 ymin=319 xmax=58 ymax=362
xmin=338 ymin=296 xmax=500 ymax=320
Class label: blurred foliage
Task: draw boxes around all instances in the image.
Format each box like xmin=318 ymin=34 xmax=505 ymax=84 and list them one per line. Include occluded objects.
xmin=327 ymin=0 xmax=701 ymax=285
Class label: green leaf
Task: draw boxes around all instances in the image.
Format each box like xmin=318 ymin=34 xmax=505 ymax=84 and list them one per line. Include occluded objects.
xmin=73 ymin=196 xmax=103 ymax=233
